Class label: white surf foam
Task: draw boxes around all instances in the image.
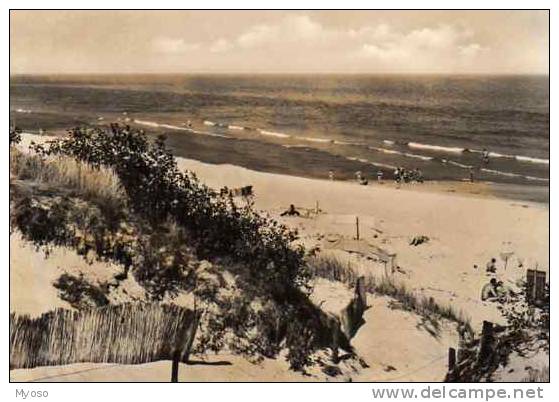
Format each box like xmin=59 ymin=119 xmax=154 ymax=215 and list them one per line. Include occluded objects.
xmin=514 ymin=155 xmax=549 ymax=165
xmin=446 ymin=160 xmax=473 ymax=169
xmin=134 ymin=119 xmax=230 ymax=138
xmin=408 ymin=142 xmax=465 ymax=153
xmin=297 ymin=136 xmax=334 ymax=144
xmin=347 ymin=156 xmax=396 ymax=170
xmin=259 ymin=129 xmax=291 ymax=139
xmin=480 ymin=168 xmax=549 ymax=182
xmin=473 ymin=149 xmax=548 ymax=165
xmin=134 ymin=119 xmax=161 ymax=128
xmin=369 ymin=146 xmax=433 ymax=161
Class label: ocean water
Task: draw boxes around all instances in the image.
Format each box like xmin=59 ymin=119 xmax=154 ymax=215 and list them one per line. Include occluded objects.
xmin=10 ymin=74 xmax=549 ymax=185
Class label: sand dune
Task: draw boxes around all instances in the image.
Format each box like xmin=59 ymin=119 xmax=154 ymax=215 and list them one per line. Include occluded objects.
xmin=10 ymin=134 xmax=548 ymax=381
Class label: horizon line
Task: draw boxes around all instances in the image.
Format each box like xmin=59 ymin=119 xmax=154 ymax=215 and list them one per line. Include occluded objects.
xmin=10 ymin=71 xmax=550 ymax=77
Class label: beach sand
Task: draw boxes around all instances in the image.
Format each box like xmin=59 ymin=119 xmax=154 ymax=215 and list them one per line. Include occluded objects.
xmin=10 ymin=134 xmax=549 ymax=381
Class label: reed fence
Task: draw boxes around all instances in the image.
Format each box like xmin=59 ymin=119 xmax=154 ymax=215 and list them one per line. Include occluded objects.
xmin=10 ymin=303 xmax=199 ymax=369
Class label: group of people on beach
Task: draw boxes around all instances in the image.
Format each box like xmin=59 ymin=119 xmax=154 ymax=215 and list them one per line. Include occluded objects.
xmin=327 ymin=167 xmax=424 ymax=185
xmin=393 ymin=167 xmax=424 ymax=184
xmin=479 ymin=256 xmax=517 ymax=302
xmin=481 ymin=278 xmax=511 ymax=302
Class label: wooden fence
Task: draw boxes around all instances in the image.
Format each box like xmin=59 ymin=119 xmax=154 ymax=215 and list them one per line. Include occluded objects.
xmin=10 ymin=303 xmax=199 ymax=370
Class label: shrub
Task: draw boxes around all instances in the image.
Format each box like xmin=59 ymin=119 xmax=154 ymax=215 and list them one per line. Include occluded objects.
xmin=14 ymin=124 xmax=331 ymax=371
xmin=53 ymin=273 xmax=109 ymax=309
xmin=10 ymin=126 xmax=22 ymax=145
xmin=31 ymin=125 xmax=308 ymax=298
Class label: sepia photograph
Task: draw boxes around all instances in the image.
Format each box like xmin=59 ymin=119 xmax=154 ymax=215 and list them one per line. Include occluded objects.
xmin=8 ymin=8 xmax=549 ymax=385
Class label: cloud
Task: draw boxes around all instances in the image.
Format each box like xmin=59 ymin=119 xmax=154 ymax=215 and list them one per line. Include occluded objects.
xmin=150 ymin=16 xmax=491 ymax=73
xmin=355 ymin=24 xmax=486 ymax=70
xmin=209 ymin=38 xmax=233 ymax=53
xmin=152 ymin=37 xmax=199 ymax=54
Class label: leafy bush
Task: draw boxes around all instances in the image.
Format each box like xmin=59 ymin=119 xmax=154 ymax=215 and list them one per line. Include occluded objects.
xmin=32 ymin=124 xmax=309 ymax=298
xmin=10 ymin=126 xmax=22 ymax=145
xmin=53 ymin=273 xmax=109 ymax=309
xmin=15 ymin=124 xmax=331 ymax=370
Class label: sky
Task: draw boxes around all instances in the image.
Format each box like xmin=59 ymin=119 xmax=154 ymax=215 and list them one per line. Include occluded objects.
xmin=10 ymin=10 xmax=549 ymax=75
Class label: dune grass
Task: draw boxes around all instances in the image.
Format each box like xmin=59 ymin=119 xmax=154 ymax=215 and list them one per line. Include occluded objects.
xmin=307 ymin=254 xmax=473 ymax=334
xmin=522 ymin=364 xmax=549 ymax=382
xmin=10 ymin=147 xmax=125 ymax=211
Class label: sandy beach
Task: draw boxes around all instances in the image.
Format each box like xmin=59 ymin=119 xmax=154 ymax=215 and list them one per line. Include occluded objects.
xmin=10 ymin=133 xmax=549 ymax=382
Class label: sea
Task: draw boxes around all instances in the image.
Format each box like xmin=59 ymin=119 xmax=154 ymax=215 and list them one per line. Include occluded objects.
xmin=10 ymin=74 xmax=549 ymax=188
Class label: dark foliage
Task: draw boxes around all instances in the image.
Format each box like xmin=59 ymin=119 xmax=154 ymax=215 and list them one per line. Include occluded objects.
xmin=32 ymin=124 xmax=309 ymax=299
xmin=10 ymin=126 xmax=22 ymax=145
xmin=18 ymin=124 xmax=332 ymax=370
xmin=53 ymin=273 xmax=110 ymax=309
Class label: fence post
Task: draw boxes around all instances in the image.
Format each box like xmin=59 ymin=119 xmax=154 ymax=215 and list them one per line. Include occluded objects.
xmin=478 ymin=320 xmax=494 ymax=363
xmin=170 ymin=310 xmax=201 ymax=383
xmin=448 ymin=347 xmax=456 ymax=371
xmin=171 ymin=352 xmax=180 ymax=383
xmin=355 ymin=216 xmax=360 ymax=240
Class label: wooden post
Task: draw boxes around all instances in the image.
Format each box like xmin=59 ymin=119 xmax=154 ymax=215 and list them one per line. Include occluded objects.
xmin=355 ymin=216 xmax=360 ymax=240
xmin=478 ymin=320 xmax=494 ymax=363
xmin=533 ymin=268 xmax=538 ymax=301
xmin=315 ymin=200 xmax=319 ymax=215
xmin=356 ymin=276 xmax=367 ymax=308
xmin=448 ymin=347 xmax=456 ymax=371
xmin=331 ymin=319 xmax=340 ymax=364
xmin=170 ymin=310 xmax=201 ymax=383
xmin=171 ymin=352 xmax=180 ymax=383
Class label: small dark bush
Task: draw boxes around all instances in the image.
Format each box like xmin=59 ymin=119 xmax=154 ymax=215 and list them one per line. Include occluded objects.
xmin=10 ymin=126 xmax=22 ymax=145
xmin=53 ymin=273 xmax=109 ymax=309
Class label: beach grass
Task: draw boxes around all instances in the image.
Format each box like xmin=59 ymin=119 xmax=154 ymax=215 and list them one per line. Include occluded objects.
xmin=10 ymin=147 xmax=125 ymax=211
xmin=307 ymin=254 xmax=473 ymax=334
xmin=521 ymin=364 xmax=549 ymax=382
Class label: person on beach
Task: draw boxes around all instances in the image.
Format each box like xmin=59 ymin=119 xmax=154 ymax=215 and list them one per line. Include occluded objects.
xmin=403 ymin=168 xmax=410 ymax=183
xmin=328 ymin=170 xmax=335 ymax=181
xmin=486 ymin=257 xmax=497 ymax=273
xmin=469 ymin=168 xmax=475 ymax=183
xmin=394 ymin=167 xmax=401 ymax=183
xmin=377 ymin=170 xmax=383 ymax=183
xmin=281 ymin=204 xmax=301 ymax=217
xmin=495 ymin=280 xmax=514 ymax=301
xmin=482 ymin=148 xmax=490 ymax=164
xmin=413 ymin=168 xmax=424 ymax=183
xmin=481 ymin=278 xmax=499 ymax=301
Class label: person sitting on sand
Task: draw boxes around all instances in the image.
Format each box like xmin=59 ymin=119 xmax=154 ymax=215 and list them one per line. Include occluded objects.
xmin=486 ymin=258 xmax=497 ymax=274
xmin=495 ymin=280 xmax=513 ymax=301
xmin=281 ymin=204 xmax=301 ymax=217
xmin=481 ymin=278 xmax=499 ymax=301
